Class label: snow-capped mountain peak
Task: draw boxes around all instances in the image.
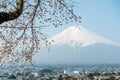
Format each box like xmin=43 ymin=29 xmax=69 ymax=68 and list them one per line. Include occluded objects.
xmin=47 ymin=26 xmax=120 ymax=47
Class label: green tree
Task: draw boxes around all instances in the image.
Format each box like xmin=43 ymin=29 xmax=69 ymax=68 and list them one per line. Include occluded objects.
xmin=0 ymin=0 xmax=81 ymax=65
xmin=109 ymin=75 xmax=115 ymax=80
xmin=57 ymin=74 xmax=63 ymax=80
xmin=8 ymin=74 xmax=17 ymax=79
xmin=87 ymin=73 xmax=94 ymax=80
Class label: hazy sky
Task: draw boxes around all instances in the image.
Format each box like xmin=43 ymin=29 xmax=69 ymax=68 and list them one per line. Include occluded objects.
xmin=33 ymin=0 xmax=120 ymax=65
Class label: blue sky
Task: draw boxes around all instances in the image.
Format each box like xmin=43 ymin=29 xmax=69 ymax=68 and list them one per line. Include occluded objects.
xmin=33 ymin=0 xmax=120 ymax=65
xmin=79 ymin=0 xmax=120 ymax=43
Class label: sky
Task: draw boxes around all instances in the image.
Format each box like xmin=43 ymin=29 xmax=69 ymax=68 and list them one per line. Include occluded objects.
xmin=33 ymin=0 xmax=120 ymax=65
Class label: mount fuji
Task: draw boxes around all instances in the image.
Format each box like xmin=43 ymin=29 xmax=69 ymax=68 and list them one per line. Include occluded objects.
xmin=47 ymin=26 xmax=120 ymax=47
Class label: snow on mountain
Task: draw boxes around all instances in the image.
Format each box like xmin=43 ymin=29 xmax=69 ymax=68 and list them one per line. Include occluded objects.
xmin=47 ymin=26 xmax=120 ymax=47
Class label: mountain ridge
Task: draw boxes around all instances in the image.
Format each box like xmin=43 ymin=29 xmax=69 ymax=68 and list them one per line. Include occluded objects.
xmin=47 ymin=26 xmax=120 ymax=47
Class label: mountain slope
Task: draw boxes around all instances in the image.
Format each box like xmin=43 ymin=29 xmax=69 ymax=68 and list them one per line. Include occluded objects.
xmin=47 ymin=26 xmax=120 ymax=47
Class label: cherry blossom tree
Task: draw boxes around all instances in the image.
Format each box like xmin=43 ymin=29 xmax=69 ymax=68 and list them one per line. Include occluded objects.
xmin=0 ymin=0 xmax=81 ymax=66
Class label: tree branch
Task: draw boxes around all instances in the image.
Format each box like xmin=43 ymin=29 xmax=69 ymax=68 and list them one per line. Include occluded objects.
xmin=0 ymin=0 xmax=23 ymax=24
